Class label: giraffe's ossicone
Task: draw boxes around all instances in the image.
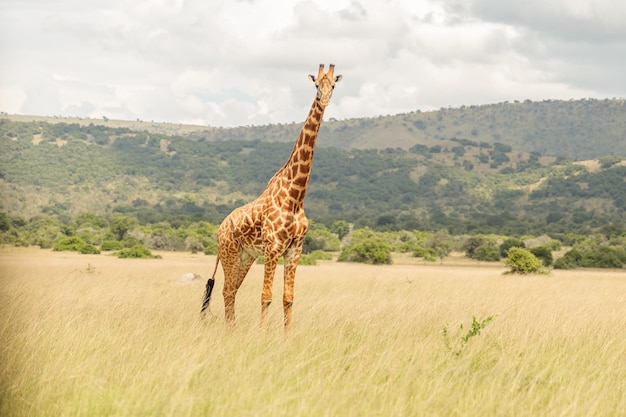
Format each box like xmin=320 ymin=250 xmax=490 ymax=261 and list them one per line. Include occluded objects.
xmin=201 ymin=64 xmax=342 ymax=329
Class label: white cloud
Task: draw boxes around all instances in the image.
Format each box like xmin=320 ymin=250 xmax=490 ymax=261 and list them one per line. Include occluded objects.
xmin=1 ymin=0 xmax=624 ymax=127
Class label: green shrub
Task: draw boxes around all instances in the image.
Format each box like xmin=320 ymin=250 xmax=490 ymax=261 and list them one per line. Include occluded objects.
xmin=504 ymin=247 xmax=541 ymax=274
xmin=53 ymin=236 xmax=86 ymax=252
xmin=554 ymin=256 xmax=576 ymax=270
xmin=303 ymin=250 xmax=334 ymax=265
xmin=339 ymin=241 xmax=392 ymax=264
xmin=529 ymin=246 xmax=553 ymax=266
xmin=203 ymin=239 xmax=218 ymax=255
xmin=303 ymin=228 xmax=341 ymax=253
xmin=473 ymin=245 xmax=501 ymax=262
xmin=339 ymin=228 xmax=392 ymax=265
xmin=555 ymin=240 xmax=626 ymax=269
xmin=413 ymin=247 xmax=437 ymax=262
xmin=52 ymin=236 xmax=101 ymax=254
xmin=309 ymin=250 xmax=333 ymax=261
xmin=499 ymin=238 xmax=525 ymax=257
xmin=463 ymin=237 xmax=484 ymax=258
xmin=554 ymin=248 xmax=582 ymax=269
xmin=80 ymin=244 xmax=101 ymax=254
xmin=115 ymin=245 xmax=161 ymax=259
xmin=586 ymin=246 xmax=626 ymax=268
xmin=101 ymin=240 xmax=123 ymax=251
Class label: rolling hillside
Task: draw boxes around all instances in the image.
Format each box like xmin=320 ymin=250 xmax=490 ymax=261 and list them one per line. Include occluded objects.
xmin=1 ymin=100 xmax=625 ymax=236
xmin=6 ymin=98 xmax=625 ymax=159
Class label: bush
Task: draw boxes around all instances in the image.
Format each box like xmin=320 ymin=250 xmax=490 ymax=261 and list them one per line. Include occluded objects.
xmin=303 ymin=228 xmax=341 ymax=253
xmin=554 ymin=256 xmax=575 ymax=269
xmin=504 ymin=247 xmax=541 ymax=274
xmin=473 ymin=245 xmax=501 ymax=262
xmin=555 ymin=240 xmax=626 ymax=269
xmin=115 ymin=245 xmax=161 ymax=259
xmin=463 ymin=237 xmax=483 ymax=258
xmin=339 ymin=228 xmax=392 ymax=265
xmin=298 ymin=250 xmax=333 ymax=266
xmin=499 ymin=238 xmax=525 ymax=257
xmin=590 ymin=246 xmax=626 ymax=268
xmin=203 ymin=239 xmax=218 ymax=255
xmin=339 ymin=240 xmax=392 ymax=264
xmin=101 ymin=240 xmax=123 ymax=251
xmin=413 ymin=247 xmax=437 ymax=262
xmin=80 ymin=244 xmax=101 ymax=254
xmin=309 ymin=250 xmax=333 ymax=261
xmin=52 ymin=236 xmax=85 ymax=252
xmin=529 ymin=246 xmax=553 ymax=266
xmin=53 ymin=236 xmax=101 ymax=254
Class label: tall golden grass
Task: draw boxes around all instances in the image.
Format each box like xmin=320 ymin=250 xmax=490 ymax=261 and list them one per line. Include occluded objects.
xmin=1 ymin=247 xmax=625 ymax=416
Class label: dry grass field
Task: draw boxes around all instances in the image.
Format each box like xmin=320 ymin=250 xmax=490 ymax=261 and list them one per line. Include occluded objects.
xmin=1 ymin=247 xmax=625 ymax=417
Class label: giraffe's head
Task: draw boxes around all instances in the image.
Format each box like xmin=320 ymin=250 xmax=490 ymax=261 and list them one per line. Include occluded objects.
xmin=308 ymin=64 xmax=342 ymax=107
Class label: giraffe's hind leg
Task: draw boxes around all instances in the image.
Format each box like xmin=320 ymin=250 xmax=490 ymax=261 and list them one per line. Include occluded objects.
xmin=222 ymin=249 xmax=255 ymax=325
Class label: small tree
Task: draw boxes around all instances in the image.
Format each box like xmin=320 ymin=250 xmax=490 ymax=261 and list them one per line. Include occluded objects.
xmin=53 ymin=236 xmax=86 ymax=252
xmin=474 ymin=244 xmax=501 ymax=262
xmin=109 ymin=215 xmax=138 ymax=241
xmin=53 ymin=236 xmax=100 ymax=254
xmin=499 ymin=237 xmax=525 ymax=257
xmin=530 ymin=246 xmax=553 ymax=266
xmin=505 ymin=247 xmax=541 ymax=274
xmin=330 ymin=220 xmax=350 ymax=241
xmin=338 ymin=228 xmax=392 ymax=265
xmin=115 ymin=244 xmax=161 ymax=259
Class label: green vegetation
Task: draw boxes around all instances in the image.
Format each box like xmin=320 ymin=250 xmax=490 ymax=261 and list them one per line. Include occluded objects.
xmin=464 ymin=236 xmax=502 ymax=262
xmin=1 ymin=99 xmax=625 ymax=270
xmin=52 ymin=236 xmax=101 ymax=254
xmin=114 ymin=244 xmax=161 ymax=259
xmin=2 ymin=110 xmax=626 ymax=236
xmin=504 ymin=247 xmax=542 ymax=274
xmin=1 ymin=209 xmax=625 ymax=269
xmin=443 ymin=315 xmax=497 ymax=357
xmin=555 ymin=237 xmax=626 ymax=269
xmin=299 ymin=250 xmax=333 ymax=266
xmin=338 ymin=228 xmax=393 ymax=265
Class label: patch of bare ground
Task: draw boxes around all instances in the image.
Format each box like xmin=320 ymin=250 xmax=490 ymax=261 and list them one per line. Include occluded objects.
xmin=574 ymin=159 xmax=601 ymax=172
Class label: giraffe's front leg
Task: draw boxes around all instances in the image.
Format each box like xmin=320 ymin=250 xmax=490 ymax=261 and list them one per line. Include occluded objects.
xmin=261 ymin=251 xmax=280 ymax=329
xmin=282 ymin=243 xmax=303 ymax=331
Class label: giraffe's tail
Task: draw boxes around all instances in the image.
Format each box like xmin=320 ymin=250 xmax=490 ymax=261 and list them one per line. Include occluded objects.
xmin=200 ymin=255 xmax=219 ymax=316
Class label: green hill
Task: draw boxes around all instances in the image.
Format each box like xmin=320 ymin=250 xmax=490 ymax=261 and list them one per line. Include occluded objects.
xmin=194 ymin=98 xmax=626 ymax=159
xmin=1 ymin=98 xmax=625 ymax=236
xmin=5 ymin=98 xmax=626 ymax=159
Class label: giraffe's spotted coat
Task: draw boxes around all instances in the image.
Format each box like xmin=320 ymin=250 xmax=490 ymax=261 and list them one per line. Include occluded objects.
xmin=202 ymin=64 xmax=342 ymax=329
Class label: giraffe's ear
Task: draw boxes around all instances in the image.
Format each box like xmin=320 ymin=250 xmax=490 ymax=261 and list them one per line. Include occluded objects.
xmin=308 ymin=74 xmax=317 ymax=83
xmin=334 ymin=75 xmax=343 ymax=83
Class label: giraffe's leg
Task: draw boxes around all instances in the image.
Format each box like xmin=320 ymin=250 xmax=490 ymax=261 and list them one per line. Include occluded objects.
xmin=261 ymin=251 xmax=280 ymax=329
xmin=222 ymin=248 xmax=255 ymax=326
xmin=282 ymin=244 xmax=303 ymax=330
xmin=219 ymin=239 xmax=242 ymax=326
xmin=221 ymin=261 xmax=238 ymax=326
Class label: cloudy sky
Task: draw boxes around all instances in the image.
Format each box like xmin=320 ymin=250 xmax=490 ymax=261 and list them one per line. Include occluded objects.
xmin=1 ymin=0 xmax=625 ymax=127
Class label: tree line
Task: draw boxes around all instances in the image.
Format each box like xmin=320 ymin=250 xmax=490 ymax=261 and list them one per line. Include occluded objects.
xmin=1 ymin=211 xmax=625 ymax=270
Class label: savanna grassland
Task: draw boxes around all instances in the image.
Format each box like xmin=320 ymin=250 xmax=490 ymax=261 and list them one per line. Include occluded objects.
xmin=1 ymin=248 xmax=625 ymax=416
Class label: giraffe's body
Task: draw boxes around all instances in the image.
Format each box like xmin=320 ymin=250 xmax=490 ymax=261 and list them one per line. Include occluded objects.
xmin=201 ymin=64 xmax=341 ymax=329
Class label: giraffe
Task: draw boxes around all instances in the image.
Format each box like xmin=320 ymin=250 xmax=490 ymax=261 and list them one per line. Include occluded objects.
xmin=201 ymin=64 xmax=342 ymax=329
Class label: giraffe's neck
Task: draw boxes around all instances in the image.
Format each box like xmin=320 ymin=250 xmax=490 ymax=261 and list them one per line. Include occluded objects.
xmin=272 ymin=98 xmax=325 ymax=207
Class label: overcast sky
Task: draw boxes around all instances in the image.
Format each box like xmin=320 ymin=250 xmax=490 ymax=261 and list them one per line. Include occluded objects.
xmin=1 ymin=0 xmax=625 ymax=127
